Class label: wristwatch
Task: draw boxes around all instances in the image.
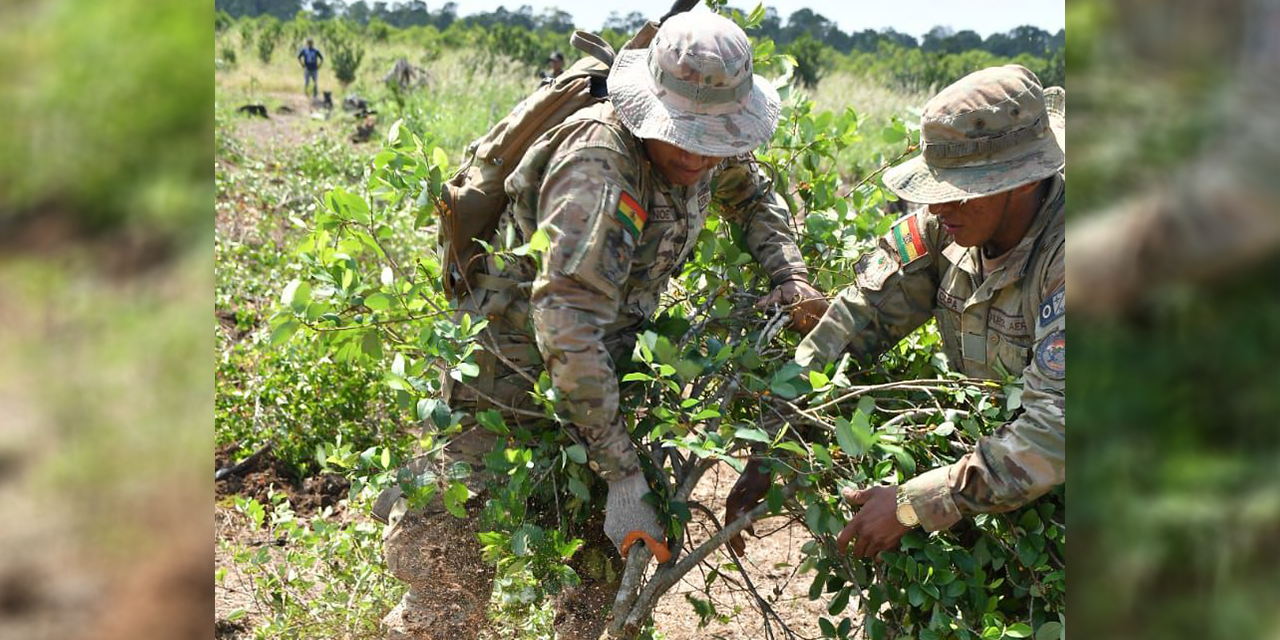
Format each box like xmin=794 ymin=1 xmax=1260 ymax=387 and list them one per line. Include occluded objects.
xmin=894 ymin=488 xmax=920 ymax=528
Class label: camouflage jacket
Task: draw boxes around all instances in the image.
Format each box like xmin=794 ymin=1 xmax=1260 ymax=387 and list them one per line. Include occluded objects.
xmin=797 ymin=174 xmax=1065 ymax=531
xmin=470 ymin=101 xmax=808 ymax=481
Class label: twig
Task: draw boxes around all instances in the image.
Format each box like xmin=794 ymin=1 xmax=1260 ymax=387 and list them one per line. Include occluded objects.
xmin=610 ymin=479 xmax=804 ymax=638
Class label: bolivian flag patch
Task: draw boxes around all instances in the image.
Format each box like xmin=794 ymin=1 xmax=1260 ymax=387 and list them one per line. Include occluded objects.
xmin=890 ymin=214 xmax=928 ymax=265
xmin=614 ymin=191 xmax=647 ymax=240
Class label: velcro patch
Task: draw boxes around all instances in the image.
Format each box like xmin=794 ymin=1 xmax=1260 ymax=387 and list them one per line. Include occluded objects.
xmin=1039 ymin=284 xmax=1065 ymax=328
xmin=855 ymin=248 xmax=898 ymax=291
xmin=890 ymin=214 xmax=928 ymax=265
xmin=1035 ymin=330 xmax=1065 ymax=380
xmin=614 ymin=191 xmax=647 ymax=239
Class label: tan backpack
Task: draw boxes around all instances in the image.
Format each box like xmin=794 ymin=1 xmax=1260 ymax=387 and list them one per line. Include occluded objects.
xmin=436 ymin=24 xmax=659 ymax=300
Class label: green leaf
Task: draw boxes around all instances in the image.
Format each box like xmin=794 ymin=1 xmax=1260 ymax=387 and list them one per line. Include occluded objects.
xmin=734 ymin=426 xmax=771 ymax=443
xmin=819 ymin=616 xmax=836 ymax=638
xmin=828 ymin=586 xmax=851 ymax=615
xmin=805 ymin=503 xmax=823 ymax=533
xmin=442 ymin=481 xmax=470 ymax=518
xmin=476 ymin=410 xmax=509 ymax=435
xmin=565 ymin=444 xmax=587 ymax=465
xmin=774 ymin=441 xmax=806 ymax=456
xmin=281 ymin=279 xmax=311 ymax=311
xmin=1034 ymin=622 xmax=1063 ymax=640
xmin=834 ymin=417 xmax=860 ymax=457
xmin=269 ymin=319 xmax=301 ymax=347
xmin=364 ymin=292 xmax=392 ymax=311
xmin=455 ymin=361 xmax=479 ymax=379
xmin=1005 ymin=623 xmax=1033 ymax=638
xmin=908 ymin=582 xmax=925 ymax=607
xmin=1018 ymin=509 xmax=1043 ymax=534
xmin=567 ymin=477 xmax=591 ymax=501
xmin=432 ymin=146 xmax=449 ymax=170
xmin=380 ymin=447 xmax=391 ymax=469
xmin=881 ymin=123 xmax=907 ymax=143
xmin=528 ymin=228 xmax=550 ymax=253
xmin=808 ymin=371 xmax=830 ymax=388
xmin=361 ymin=329 xmax=383 ymax=360
xmin=512 ymin=528 xmax=530 ymax=556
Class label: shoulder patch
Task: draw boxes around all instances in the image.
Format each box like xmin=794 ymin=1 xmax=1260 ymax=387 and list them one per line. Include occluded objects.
xmin=1038 ymin=283 xmax=1066 ymax=328
xmin=890 ymin=213 xmax=929 ymax=265
xmin=855 ymin=248 xmax=898 ymax=291
xmin=614 ymin=191 xmax=647 ymax=239
xmin=1035 ymin=330 xmax=1065 ymax=380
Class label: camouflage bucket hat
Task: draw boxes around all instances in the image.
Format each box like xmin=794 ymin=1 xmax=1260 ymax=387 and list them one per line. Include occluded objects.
xmin=608 ymin=11 xmax=781 ymax=156
xmin=883 ymin=64 xmax=1065 ymax=204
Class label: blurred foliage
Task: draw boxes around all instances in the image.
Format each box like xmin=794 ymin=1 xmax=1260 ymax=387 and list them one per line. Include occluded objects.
xmin=329 ymin=30 xmax=366 ymax=86
xmin=787 ymin=32 xmax=826 ymax=89
xmin=0 ymin=0 xmax=211 ymax=243
xmin=256 ymin=15 xmax=281 ymax=63
xmin=1069 ymin=0 xmax=1280 ymax=639
xmin=0 ymin=1 xmax=213 ymax=638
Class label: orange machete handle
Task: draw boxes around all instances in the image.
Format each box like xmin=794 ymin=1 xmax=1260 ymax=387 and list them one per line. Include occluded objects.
xmin=620 ymin=531 xmax=672 ymax=563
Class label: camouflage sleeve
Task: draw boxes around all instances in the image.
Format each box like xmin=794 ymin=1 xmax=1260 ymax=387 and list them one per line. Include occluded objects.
xmin=900 ymin=245 xmax=1066 ymax=532
xmin=711 ymin=154 xmax=810 ymax=284
xmin=529 ymin=147 xmax=644 ymax=482
xmin=795 ymin=210 xmax=941 ymax=369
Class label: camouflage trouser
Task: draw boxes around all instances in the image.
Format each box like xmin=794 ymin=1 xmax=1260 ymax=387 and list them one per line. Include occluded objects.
xmin=379 ymin=292 xmax=620 ymax=640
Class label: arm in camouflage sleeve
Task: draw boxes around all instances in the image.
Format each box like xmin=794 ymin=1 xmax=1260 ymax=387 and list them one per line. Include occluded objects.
xmin=711 ymin=154 xmax=810 ymax=284
xmin=529 ymin=147 xmax=644 ymax=482
xmin=795 ymin=211 xmax=941 ymax=369
xmin=900 ymin=248 xmax=1066 ymax=531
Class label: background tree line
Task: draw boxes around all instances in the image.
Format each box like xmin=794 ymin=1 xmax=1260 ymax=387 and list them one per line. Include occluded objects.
xmin=215 ymin=0 xmax=1063 ymax=90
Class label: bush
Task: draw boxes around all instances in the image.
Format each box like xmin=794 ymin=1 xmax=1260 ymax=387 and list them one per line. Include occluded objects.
xmin=788 ymin=32 xmax=827 ymax=89
xmin=329 ymin=35 xmax=365 ymax=86
xmin=220 ymin=45 xmax=237 ymax=67
xmin=257 ymin=17 xmax=281 ymax=64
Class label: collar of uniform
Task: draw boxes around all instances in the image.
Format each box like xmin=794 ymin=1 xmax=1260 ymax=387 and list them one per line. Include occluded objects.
xmin=938 ymin=173 xmax=1064 ymax=287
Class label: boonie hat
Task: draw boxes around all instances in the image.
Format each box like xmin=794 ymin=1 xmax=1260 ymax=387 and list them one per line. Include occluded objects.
xmin=607 ymin=11 xmax=781 ymax=157
xmin=883 ymin=64 xmax=1065 ymax=204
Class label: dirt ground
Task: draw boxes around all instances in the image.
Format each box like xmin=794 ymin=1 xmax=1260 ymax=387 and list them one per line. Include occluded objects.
xmin=648 ymin=462 xmax=832 ymax=640
xmin=0 ymin=256 xmax=211 ymax=640
xmin=212 ymin=458 xmax=838 ymax=640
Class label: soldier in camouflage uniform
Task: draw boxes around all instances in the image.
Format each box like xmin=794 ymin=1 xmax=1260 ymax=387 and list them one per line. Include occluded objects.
xmin=379 ymin=12 xmax=826 ymax=639
xmin=786 ymin=65 xmax=1066 ymax=557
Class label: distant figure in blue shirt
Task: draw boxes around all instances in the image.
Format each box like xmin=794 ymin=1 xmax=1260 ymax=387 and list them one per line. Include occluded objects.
xmin=297 ymin=39 xmax=323 ymax=98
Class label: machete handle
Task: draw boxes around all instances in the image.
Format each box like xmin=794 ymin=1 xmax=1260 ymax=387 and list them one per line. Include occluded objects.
xmin=620 ymin=531 xmax=672 ymax=563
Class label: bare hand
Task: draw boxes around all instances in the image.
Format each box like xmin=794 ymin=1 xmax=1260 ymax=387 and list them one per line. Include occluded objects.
xmin=835 ymin=485 xmax=912 ymax=559
xmin=723 ymin=459 xmax=770 ymax=556
xmin=755 ymin=279 xmax=829 ymax=335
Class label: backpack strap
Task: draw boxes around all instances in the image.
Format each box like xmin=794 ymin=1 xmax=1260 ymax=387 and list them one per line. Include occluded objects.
xmin=571 ymin=30 xmax=616 ymax=67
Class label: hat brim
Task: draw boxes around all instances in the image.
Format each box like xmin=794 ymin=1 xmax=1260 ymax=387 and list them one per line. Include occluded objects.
xmin=608 ymin=48 xmax=781 ymax=157
xmin=883 ymin=111 xmax=1065 ymax=205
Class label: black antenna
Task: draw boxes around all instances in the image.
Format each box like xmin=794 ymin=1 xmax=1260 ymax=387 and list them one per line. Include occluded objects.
xmin=659 ymin=0 xmax=701 ymax=24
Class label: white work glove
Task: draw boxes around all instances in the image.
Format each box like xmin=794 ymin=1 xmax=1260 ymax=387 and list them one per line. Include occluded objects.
xmin=603 ymin=473 xmax=671 ymax=563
